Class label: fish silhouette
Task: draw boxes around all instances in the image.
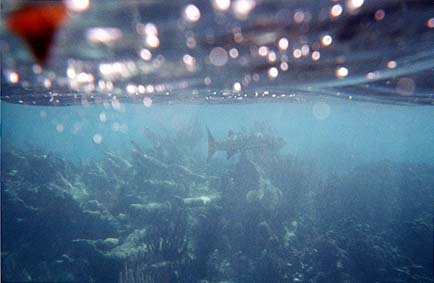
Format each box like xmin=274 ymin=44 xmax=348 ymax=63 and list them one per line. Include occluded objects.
xmin=207 ymin=127 xmax=285 ymax=160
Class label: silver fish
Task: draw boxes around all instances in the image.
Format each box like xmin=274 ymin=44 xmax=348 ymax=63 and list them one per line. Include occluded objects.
xmin=207 ymin=127 xmax=285 ymax=160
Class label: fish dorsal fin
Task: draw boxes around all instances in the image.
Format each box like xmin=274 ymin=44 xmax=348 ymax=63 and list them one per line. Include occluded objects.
xmin=207 ymin=127 xmax=217 ymax=161
xmin=226 ymin=149 xmax=237 ymax=160
xmin=228 ymin=130 xmax=235 ymax=136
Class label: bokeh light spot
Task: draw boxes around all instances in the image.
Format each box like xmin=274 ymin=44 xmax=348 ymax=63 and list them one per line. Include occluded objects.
xmin=321 ymin=35 xmax=333 ymax=46
xmin=387 ymin=60 xmax=397 ymax=69
xmin=347 ymin=0 xmax=364 ymax=10
xmin=336 ymin=67 xmax=349 ymax=78
xmin=140 ymin=49 xmax=152 ymax=61
xmin=374 ymin=9 xmax=385 ymax=21
xmin=65 ymin=0 xmax=90 ymax=12
xmin=184 ymin=4 xmax=201 ymax=23
xmin=7 ymin=71 xmax=19 ymax=84
xmin=330 ymin=4 xmax=343 ymax=17
xmin=233 ymin=82 xmax=242 ymax=92
xmin=292 ymin=49 xmax=302 ymax=59
xmin=258 ymin=46 xmax=269 ymax=57
xmin=278 ymin=38 xmax=289 ymax=50
xmin=268 ymin=67 xmax=279 ymax=79
xmin=396 ymin=78 xmax=415 ymax=96
xmin=427 ymin=18 xmax=434 ymax=29
xmin=145 ymin=34 xmax=160 ymax=48
xmin=209 ymin=47 xmax=228 ymax=66
xmin=312 ymin=51 xmax=320 ymax=61
xmin=229 ymin=48 xmax=239 ymax=58
xmin=213 ymin=0 xmax=231 ymax=11
xmin=232 ymin=0 xmax=255 ymax=19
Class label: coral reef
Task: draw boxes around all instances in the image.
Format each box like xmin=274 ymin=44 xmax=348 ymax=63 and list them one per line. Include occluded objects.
xmin=1 ymin=130 xmax=433 ymax=282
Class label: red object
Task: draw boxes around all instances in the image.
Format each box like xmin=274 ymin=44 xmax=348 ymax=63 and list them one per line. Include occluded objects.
xmin=6 ymin=3 xmax=67 ymax=64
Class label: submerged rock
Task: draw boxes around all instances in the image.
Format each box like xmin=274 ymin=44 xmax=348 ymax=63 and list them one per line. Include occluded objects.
xmin=168 ymin=163 xmax=206 ymax=183
xmin=98 ymin=238 xmax=120 ymax=251
xmin=109 ymin=229 xmax=148 ymax=259
xmin=85 ymin=199 xmax=104 ymax=211
xmin=142 ymin=179 xmax=184 ymax=198
xmin=183 ymin=195 xmax=219 ymax=207
xmin=245 ymin=177 xmax=282 ymax=211
xmin=129 ymin=201 xmax=171 ymax=214
xmin=2 ymin=139 xmax=433 ymax=283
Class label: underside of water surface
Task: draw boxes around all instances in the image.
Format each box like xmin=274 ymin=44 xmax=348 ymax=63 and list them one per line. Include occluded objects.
xmin=1 ymin=0 xmax=434 ymax=283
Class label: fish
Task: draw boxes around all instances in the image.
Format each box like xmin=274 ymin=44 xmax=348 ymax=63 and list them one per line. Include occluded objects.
xmin=207 ymin=127 xmax=285 ymax=160
xmin=6 ymin=2 xmax=68 ymax=65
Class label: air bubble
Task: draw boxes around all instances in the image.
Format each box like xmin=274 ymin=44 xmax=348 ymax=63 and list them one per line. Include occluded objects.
xmin=143 ymin=97 xmax=153 ymax=107
xmin=93 ymin=134 xmax=103 ymax=144
xmin=313 ymin=102 xmax=331 ymax=120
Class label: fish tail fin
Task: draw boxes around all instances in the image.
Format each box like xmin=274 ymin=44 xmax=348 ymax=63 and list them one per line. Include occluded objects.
xmin=207 ymin=127 xmax=217 ymax=161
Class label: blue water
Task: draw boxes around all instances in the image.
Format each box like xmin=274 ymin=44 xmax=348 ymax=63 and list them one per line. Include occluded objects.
xmin=2 ymin=99 xmax=434 ymax=283
xmin=3 ymin=100 xmax=434 ymax=167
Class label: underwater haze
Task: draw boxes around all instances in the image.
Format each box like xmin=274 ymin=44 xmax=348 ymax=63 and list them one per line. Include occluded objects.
xmin=1 ymin=0 xmax=434 ymax=282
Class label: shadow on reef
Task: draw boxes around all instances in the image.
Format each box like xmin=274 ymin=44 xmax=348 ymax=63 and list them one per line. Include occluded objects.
xmin=1 ymin=128 xmax=433 ymax=283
